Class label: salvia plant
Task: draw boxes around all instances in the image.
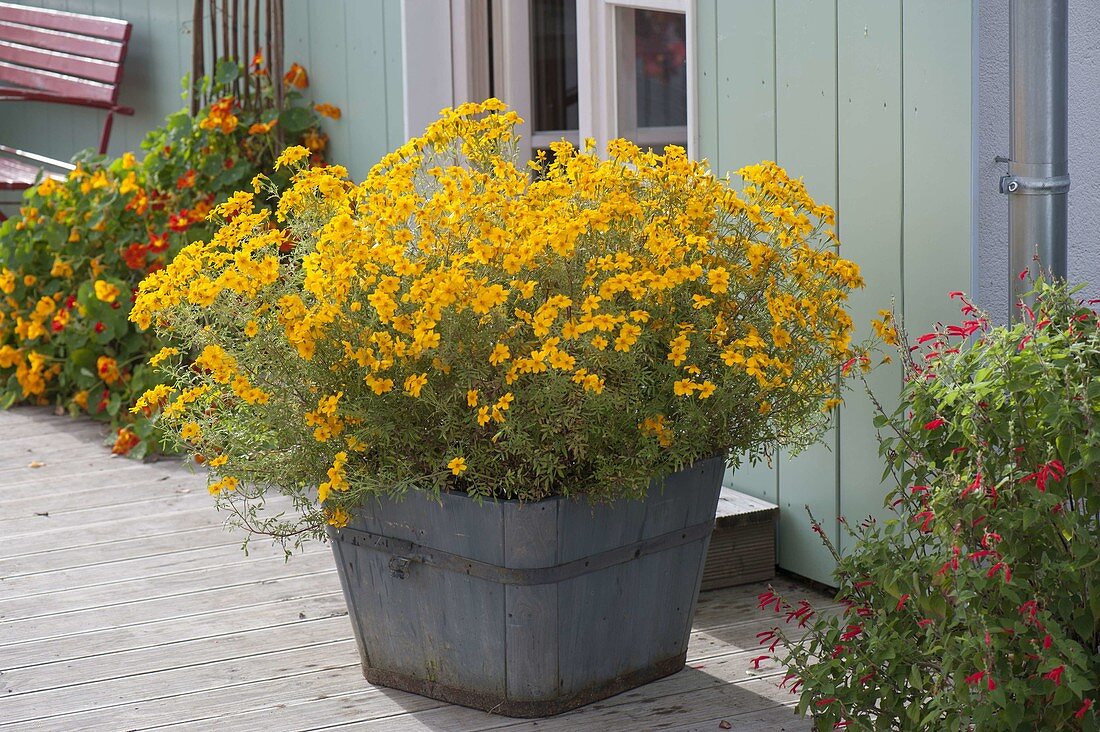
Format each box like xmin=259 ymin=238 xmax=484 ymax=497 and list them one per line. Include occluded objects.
xmin=759 ymin=278 xmax=1099 ymax=730
xmin=130 ymin=99 xmax=864 ymax=545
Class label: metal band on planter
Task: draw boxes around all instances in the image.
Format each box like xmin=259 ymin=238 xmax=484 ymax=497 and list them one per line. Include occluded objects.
xmin=330 ymin=520 xmax=714 ymax=585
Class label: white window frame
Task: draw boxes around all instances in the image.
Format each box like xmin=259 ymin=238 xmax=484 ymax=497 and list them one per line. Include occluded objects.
xmin=578 ymin=0 xmax=697 ymax=158
xmin=404 ymin=1 xmax=697 ymax=158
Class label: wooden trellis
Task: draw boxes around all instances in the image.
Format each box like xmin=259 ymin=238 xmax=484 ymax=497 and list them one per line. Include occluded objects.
xmin=189 ymin=0 xmax=285 ymax=116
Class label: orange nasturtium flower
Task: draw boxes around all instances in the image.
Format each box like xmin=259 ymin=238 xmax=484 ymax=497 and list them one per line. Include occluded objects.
xmin=283 ymin=63 xmax=308 ymax=89
xmin=248 ymin=119 xmax=277 ymax=135
xmin=96 ymin=356 xmax=120 ymax=385
xmin=112 ymin=427 xmax=140 ymax=455
xmin=314 ymin=103 xmax=341 ymax=120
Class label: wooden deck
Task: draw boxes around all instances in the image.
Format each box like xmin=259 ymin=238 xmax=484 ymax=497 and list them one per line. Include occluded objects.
xmin=0 ymin=407 xmax=828 ymax=731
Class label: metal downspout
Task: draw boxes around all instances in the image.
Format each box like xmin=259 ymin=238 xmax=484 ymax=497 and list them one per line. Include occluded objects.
xmin=1002 ymin=0 xmax=1069 ymax=318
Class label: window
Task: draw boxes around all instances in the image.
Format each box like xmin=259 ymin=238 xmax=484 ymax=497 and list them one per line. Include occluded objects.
xmin=485 ymin=0 xmax=696 ymax=160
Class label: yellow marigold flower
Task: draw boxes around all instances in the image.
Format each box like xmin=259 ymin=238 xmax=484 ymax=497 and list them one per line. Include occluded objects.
xmin=130 ymin=384 xmax=174 ymax=414
xmin=325 ymin=506 xmax=352 ymax=528
xmin=275 ymin=146 xmax=311 ymax=170
xmin=180 ymin=422 xmax=202 ymax=442
xmin=696 ymin=381 xmax=717 ymax=399
xmin=195 ymin=345 xmax=237 ymax=384
xmin=209 ymin=454 xmax=228 ymax=467
xmin=366 ymin=375 xmax=394 ymax=395
xmin=149 ymin=346 xmax=180 ymax=366
xmin=318 ymin=451 xmax=350 ymax=502
xmin=673 ymin=379 xmax=696 ymax=397
xmin=477 ymin=406 xmax=491 ymax=426
xmin=94 ymin=279 xmax=120 ymax=303
xmin=582 ymin=373 xmax=605 ymax=394
xmin=404 ymin=373 xmax=428 ymax=397
xmin=707 ymin=267 xmax=730 ymax=294
xmin=208 ymin=476 xmax=238 ymax=495
xmin=758 ymin=401 xmax=772 ymax=414
xmin=823 ymin=397 xmax=843 ymax=412
xmin=488 ymin=343 xmax=511 ymax=366
xmin=614 ymin=323 xmax=641 ymax=352
xmin=466 ymin=389 xmax=478 ymax=407
xmin=447 ymin=457 xmax=467 ymax=476
xmin=590 ymin=335 xmax=608 ymax=350
xmin=244 ymin=320 xmax=260 ymax=338
xmin=692 ymin=294 xmax=714 ymax=310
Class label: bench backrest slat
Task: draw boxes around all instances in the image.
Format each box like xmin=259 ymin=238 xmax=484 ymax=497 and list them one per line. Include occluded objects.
xmin=0 ymin=3 xmax=130 ymax=109
xmin=0 ymin=21 xmax=126 ymax=64
xmin=0 ymin=3 xmax=129 ymax=43
xmin=0 ymin=60 xmax=115 ymax=104
xmin=0 ymin=41 xmax=120 ymax=84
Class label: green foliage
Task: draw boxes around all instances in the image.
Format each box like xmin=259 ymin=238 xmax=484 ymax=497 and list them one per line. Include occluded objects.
xmin=763 ymin=279 xmax=1099 ymax=730
xmin=0 ymin=60 xmax=333 ymax=455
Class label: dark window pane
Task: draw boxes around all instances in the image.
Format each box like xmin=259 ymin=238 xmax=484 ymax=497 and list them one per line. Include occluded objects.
xmin=632 ymin=9 xmax=687 ymax=128
xmin=531 ymin=0 xmax=579 ymax=132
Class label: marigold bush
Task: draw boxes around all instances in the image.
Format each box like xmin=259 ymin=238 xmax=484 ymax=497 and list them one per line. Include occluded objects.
xmin=132 ymin=99 xmax=864 ymax=542
xmin=761 ymin=280 xmax=1099 ymax=730
xmin=0 ymin=60 xmax=332 ymax=456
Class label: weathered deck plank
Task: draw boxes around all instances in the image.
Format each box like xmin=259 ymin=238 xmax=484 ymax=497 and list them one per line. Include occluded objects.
xmin=0 ymin=408 xmax=826 ymax=731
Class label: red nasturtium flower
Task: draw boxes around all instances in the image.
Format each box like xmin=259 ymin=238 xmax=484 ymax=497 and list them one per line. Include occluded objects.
xmin=147 ymin=232 xmax=169 ymax=253
xmin=168 ymin=211 xmax=191 ymax=232
xmin=122 ymin=242 xmax=147 ymax=271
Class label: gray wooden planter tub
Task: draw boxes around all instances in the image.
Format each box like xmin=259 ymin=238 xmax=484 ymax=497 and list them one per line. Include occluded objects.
xmin=326 ymin=455 xmax=724 ymax=717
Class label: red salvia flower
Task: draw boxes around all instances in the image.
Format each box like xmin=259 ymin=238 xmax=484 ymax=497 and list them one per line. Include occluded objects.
xmin=1075 ymin=699 xmax=1093 ymax=719
xmin=1044 ymin=665 xmax=1065 ymax=686
xmin=964 ymin=670 xmax=986 ymax=686
xmin=923 ymin=418 xmax=945 ymax=430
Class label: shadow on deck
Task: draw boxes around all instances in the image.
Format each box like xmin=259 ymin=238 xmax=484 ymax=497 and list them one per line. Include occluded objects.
xmin=0 ymin=407 xmax=827 ymax=731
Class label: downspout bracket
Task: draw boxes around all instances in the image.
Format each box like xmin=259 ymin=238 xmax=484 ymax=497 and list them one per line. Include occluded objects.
xmin=999 ymin=174 xmax=1071 ymax=195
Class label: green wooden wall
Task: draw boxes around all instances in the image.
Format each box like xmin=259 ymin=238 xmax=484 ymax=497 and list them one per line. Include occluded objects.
xmin=701 ymin=0 xmax=973 ymax=585
xmin=2 ymin=0 xmax=974 ymax=585
xmin=0 ymin=0 xmax=402 ymax=182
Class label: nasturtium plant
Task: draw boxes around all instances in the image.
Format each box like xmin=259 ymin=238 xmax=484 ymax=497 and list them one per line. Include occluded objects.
xmin=132 ymin=99 xmax=865 ymax=546
xmin=760 ymin=279 xmax=1099 ymax=730
xmin=0 ymin=57 xmax=336 ymax=457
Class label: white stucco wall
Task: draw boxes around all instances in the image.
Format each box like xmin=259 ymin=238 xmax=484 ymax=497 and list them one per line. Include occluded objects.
xmin=977 ymin=0 xmax=1100 ymax=323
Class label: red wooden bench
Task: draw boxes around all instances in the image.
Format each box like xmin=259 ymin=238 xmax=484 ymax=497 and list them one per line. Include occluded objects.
xmin=0 ymin=2 xmax=133 ymax=217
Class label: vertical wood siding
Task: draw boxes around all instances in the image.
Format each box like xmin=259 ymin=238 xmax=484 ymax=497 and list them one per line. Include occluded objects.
xmin=702 ymin=0 xmax=973 ymax=584
xmin=0 ymin=0 xmax=402 ymax=182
